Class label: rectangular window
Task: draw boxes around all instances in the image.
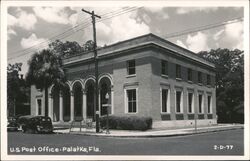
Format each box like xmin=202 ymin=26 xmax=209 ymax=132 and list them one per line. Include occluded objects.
xmin=198 ymin=94 xmax=203 ymax=113
xmin=37 ymin=99 xmax=42 ymax=115
xmin=188 ymin=93 xmax=193 ymax=113
xmin=188 ymin=68 xmax=192 ymax=81
xmin=127 ymin=60 xmax=136 ymax=75
xmin=161 ymin=60 xmax=168 ymax=75
xmin=198 ymin=72 xmax=202 ymax=84
xmin=176 ymin=91 xmax=182 ymax=113
xmin=161 ymin=89 xmax=169 ymax=113
xmin=127 ymin=89 xmax=137 ymax=113
xmin=207 ymin=74 xmax=211 ymax=85
xmin=176 ymin=64 xmax=181 ymax=79
xmin=208 ymin=95 xmax=212 ymax=113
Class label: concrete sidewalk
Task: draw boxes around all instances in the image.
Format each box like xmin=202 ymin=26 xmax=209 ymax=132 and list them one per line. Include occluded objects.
xmin=53 ymin=124 xmax=244 ymax=137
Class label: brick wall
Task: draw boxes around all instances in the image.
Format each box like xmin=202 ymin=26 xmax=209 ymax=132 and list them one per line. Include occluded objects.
xmin=150 ymin=49 xmax=216 ymax=121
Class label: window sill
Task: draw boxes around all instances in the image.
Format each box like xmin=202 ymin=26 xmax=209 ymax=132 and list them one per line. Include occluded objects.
xmin=161 ymin=74 xmax=169 ymax=78
xmin=161 ymin=112 xmax=170 ymax=114
xmin=126 ymin=112 xmax=137 ymax=114
xmin=176 ymin=78 xmax=182 ymax=81
xmin=126 ymin=74 xmax=136 ymax=78
xmin=198 ymin=83 xmax=203 ymax=86
xmin=187 ymin=80 xmax=193 ymax=84
xmin=206 ymin=84 xmax=212 ymax=88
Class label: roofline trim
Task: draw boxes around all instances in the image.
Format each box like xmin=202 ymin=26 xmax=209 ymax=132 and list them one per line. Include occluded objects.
xmin=64 ymin=41 xmax=215 ymax=68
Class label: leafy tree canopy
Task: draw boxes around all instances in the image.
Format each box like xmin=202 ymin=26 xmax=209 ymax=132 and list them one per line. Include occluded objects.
xmin=26 ymin=49 xmax=66 ymax=90
xmin=7 ymin=63 xmax=28 ymax=116
xmin=83 ymin=40 xmax=95 ymax=51
xmin=7 ymin=63 xmax=22 ymax=73
xmin=198 ymin=48 xmax=244 ymax=123
xmin=7 ymin=63 xmax=23 ymax=98
xmin=48 ymin=39 xmax=96 ymax=58
xmin=198 ymin=48 xmax=243 ymax=89
xmin=49 ymin=40 xmax=84 ymax=58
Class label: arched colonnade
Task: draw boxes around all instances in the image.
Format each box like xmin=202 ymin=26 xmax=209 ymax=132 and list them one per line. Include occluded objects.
xmin=48 ymin=74 xmax=114 ymax=122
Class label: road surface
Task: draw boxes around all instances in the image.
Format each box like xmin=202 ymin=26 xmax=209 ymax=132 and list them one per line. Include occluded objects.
xmin=8 ymin=129 xmax=243 ymax=155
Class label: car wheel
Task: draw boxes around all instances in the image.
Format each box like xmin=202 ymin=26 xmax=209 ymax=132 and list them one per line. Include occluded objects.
xmin=34 ymin=128 xmax=39 ymax=134
xmin=22 ymin=126 xmax=26 ymax=133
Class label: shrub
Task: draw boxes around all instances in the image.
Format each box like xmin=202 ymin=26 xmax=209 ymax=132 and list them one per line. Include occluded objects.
xmin=100 ymin=115 xmax=152 ymax=131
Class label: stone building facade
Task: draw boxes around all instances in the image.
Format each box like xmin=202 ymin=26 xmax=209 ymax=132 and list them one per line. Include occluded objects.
xmin=30 ymin=33 xmax=217 ymax=128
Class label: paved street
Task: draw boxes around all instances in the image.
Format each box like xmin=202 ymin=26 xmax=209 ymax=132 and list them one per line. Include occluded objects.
xmin=8 ymin=129 xmax=243 ymax=155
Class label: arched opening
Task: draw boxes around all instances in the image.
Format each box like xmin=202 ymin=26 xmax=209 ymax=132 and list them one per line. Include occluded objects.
xmin=73 ymin=82 xmax=83 ymax=121
xmin=99 ymin=77 xmax=112 ymax=116
xmin=63 ymin=84 xmax=70 ymax=122
xmin=85 ymin=79 xmax=95 ymax=120
xmin=52 ymin=86 xmax=60 ymax=122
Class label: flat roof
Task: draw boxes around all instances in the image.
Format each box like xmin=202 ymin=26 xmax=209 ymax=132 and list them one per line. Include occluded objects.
xmin=63 ymin=33 xmax=215 ymax=68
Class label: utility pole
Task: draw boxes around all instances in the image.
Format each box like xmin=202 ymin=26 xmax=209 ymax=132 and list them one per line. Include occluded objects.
xmin=82 ymin=9 xmax=101 ymax=133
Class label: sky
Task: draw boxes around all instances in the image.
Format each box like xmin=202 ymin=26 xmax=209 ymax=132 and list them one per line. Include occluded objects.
xmin=7 ymin=6 xmax=244 ymax=75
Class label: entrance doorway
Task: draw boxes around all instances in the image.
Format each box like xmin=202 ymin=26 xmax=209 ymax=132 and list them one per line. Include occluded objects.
xmin=73 ymin=82 xmax=83 ymax=121
xmin=99 ymin=77 xmax=112 ymax=116
xmin=86 ymin=80 xmax=95 ymax=120
xmin=63 ymin=84 xmax=70 ymax=122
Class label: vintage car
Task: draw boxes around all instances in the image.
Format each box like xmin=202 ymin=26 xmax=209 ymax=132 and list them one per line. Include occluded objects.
xmin=18 ymin=115 xmax=53 ymax=134
xmin=7 ymin=117 xmax=19 ymax=132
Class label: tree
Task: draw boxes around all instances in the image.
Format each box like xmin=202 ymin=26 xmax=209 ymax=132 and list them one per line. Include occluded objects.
xmin=49 ymin=40 xmax=84 ymax=58
xmin=7 ymin=63 xmax=22 ymax=117
xmin=83 ymin=40 xmax=94 ymax=51
xmin=26 ymin=49 xmax=66 ymax=116
xmin=198 ymin=48 xmax=244 ymax=123
xmin=48 ymin=39 xmax=99 ymax=59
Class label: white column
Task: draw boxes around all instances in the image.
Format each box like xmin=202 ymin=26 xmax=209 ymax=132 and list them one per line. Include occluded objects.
xmin=48 ymin=93 xmax=53 ymax=119
xmin=42 ymin=95 xmax=45 ymax=116
xmin=204 ymin=92 xmax=208 ymax=114
xmin=59 ymin=91 xmax=63 ymax=122
xmin=36 ymin=99 xmax=38 ymax=116
xmin=70 ymin=91 xmax=74 ymax=121
xmin=213 ymin=89 xmax=216 ymax=119
xmin=98 ymin=92 xmax=101 ymax=116
xmin=82 ymin=89 xmax=87 ymax=119
xmin=194 ymin=88 xmax=198 ymax=126
xmin=111 ymin=89 xmax=114 ymax=114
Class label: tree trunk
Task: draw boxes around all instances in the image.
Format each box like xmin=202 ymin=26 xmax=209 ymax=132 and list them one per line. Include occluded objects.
xmin=14 ymin=98 xmax=16 ymax=116
xmin=45 ymin=85 xmax=48 ymax=117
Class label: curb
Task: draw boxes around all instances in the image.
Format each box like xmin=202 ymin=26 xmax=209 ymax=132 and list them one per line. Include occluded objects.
xmin=54 ymin=126 xmax=243 ymax=138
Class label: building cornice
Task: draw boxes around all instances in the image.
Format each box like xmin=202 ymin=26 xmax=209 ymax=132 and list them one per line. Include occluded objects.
xmin=63 ymin=40 xmax=215 ymax=69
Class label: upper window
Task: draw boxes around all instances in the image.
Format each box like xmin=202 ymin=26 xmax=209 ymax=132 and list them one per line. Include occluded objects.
xmin=198 ymin=72 xmax=202 ymax=84
xmin=188 ymin=68 xmax=192 ymax=81
xmin=161 ymin=89 xmax=169 ymax=113
xmin=176 ymin=64 xmax=181 ymax=79
xmin=207 ymin=74 xmax=211 ymax=85
xmin=127 ymin=89 xmax=137 ymax=113
xmin=161 ymin=60 xmax=168 ymax=76
xmin=127 ymin=60 xmax=136 ymax=75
